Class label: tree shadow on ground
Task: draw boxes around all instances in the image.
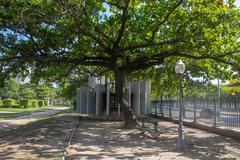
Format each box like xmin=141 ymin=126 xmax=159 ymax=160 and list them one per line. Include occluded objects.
xmin=0 ymin=115 xmax=239 ymax=160
xmin=67 ymin=120 xmax=240 ymax=160
xmin=0 ymin=115 xmax=79 ymax=160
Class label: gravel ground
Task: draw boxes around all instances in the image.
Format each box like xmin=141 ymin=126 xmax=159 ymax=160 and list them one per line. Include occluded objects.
xmin=66 ymin=119 xmax=240 ymax=160
xmin=0 ymin=114 xmax=239 ymax=160
xmin=0 ymin=114 xmax=77 ymax=160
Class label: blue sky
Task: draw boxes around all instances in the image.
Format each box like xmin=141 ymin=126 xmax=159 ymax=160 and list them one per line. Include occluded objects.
xmin=235 ymin=0 xmax=240 ymax=6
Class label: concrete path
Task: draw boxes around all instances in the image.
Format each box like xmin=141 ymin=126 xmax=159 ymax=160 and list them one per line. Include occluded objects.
xmin=0 ymin=111 xmax=16 ymax=114
xmin=0 ymin=106 xmax=70 ymax=132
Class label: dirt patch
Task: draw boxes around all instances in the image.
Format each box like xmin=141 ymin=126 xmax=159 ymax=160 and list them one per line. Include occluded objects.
xmin=0 ymin=114 xmax=78 ymax=160
xmin=66 ymin=120 xmax=240 ymax=160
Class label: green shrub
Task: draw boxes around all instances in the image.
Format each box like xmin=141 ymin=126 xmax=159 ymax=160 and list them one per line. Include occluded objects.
xmin=38 ymin=100 xmax=45 ymax=107
xmin=3 ymin=99 xmax=17 ymax=107
xmin=19 ymin=99 xmax=32 ymax=108
xmin=19 ymin=99 xmax=39 ymax=108
xmin=44 ymin=100 xmax=48 ymax=106
xmin=11 ymin=104 xmax=21 ymax=108
xmin=20 ymin=105 xmax=27 ymax=109
xmin=73 ymin=100 xmax=77 ymax=111
xmin=31 ymin=100 xmax=38 ymax=107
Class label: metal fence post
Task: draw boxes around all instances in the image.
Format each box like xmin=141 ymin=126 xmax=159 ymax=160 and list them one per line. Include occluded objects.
xmin=194 ymin=98 xmax=197 ymax=124
xmin=214 ymin=98 xmax=217 ymax=127
xmin=160 ymin=94 xmax=163 ymax=117
xmin=159 ymin=100 xmax=162 ymax=116
xmin=183 ymin=99 xmax=186 ymax=118
xmin=155 ymin=101 xmax=157 ymax=115
xmin=169 ymin=100 xmax=172 ymax=119
xmin=237 ymin=108 xmax=240 ymax=127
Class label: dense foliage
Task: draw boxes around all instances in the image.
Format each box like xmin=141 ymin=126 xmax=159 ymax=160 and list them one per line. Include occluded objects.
xmin=0 ymin=78 xmax=57 ymax=100
xmin=0 ymin=0 xmax=239 ymax=127
xmin=222 ymin=79 xmax=240 ymax=96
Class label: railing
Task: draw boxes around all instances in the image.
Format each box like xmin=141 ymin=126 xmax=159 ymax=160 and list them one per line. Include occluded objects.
xmin=151 ymin=99 xmax=240 ymax=130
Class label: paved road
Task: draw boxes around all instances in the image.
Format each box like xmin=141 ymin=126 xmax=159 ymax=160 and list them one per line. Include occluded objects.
xmin=0 ymin=106 xmax=70 ymax=132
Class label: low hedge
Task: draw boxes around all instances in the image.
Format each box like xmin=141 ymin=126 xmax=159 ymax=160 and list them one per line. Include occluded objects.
xmin=38 ymin=100 xmax=45 ymax=107
xmin=19 ymin=99 xmax=39 ymax=108
xmin=11 ymin=104 xmax=21 ymax=108
xmin=44 ymin=100 xmax=48 ymax=106
xmin=1 ymin=99 xmax=50 ymax=108
xmin=19 ymin=99 xmax=32 ymax=108
xmin=3 ymin=99 xmax=17 ymax=107
xmin=31 ymin=100 xmax=38 ymax=107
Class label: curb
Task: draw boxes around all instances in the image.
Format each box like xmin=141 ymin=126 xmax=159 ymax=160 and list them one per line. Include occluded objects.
xmin=61 ymin=120 xmax=79 ymax=160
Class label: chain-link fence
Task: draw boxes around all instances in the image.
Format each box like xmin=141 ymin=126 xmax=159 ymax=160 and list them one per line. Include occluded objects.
xmin=151 ymin=98 xmax=240 ymax=130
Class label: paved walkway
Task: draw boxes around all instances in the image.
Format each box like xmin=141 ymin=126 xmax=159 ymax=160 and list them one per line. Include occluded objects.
xmin=67 ymin=120 xmax=240 ymax=160
xmin=0 ymin=106 xmax=70 ymax=132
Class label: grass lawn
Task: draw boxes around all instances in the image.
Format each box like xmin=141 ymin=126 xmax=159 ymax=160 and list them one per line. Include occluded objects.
xmin=0 ymin=106 xmax=57 ymax=120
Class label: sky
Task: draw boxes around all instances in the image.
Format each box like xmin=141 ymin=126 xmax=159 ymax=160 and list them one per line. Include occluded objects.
xmin=235 ymin=0 xmax=240 ymax=6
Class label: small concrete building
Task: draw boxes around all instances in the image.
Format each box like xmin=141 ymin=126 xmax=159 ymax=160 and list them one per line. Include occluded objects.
xmin=76 ymin=75 xmax=151 ymax=117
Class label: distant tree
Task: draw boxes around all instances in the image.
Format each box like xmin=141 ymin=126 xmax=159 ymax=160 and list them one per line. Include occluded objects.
xmin=35 ymin=85 xmax=56 ymax=99
xmin=21 ymin=88 xmax=37 ymax=99
xmin=0 ymin=78 xmax=19 ymax=99
xmin=222 ymin=80 xmax=240 ymax=97
xmin=60 ymin=83 xmax=78 ymax=101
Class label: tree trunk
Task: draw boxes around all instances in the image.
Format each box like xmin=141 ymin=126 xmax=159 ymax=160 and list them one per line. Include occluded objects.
xmin=114 ymin=70 xmax=138 ymax=128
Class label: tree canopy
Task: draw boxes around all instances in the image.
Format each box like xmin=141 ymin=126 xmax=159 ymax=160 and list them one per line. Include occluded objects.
xmin=0 ymin=0 xmax=240 ymax=127
xmin=1 ymin=0 xmax=239 ymax=80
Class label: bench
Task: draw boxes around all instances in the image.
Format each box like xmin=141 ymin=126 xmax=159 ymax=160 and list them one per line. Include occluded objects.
xmin=138 ymin=116 xmax=160 ymax=140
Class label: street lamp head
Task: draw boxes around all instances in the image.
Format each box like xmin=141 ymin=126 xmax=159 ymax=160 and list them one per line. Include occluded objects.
xmin=175 ymin=60 xmax=185 ymax=74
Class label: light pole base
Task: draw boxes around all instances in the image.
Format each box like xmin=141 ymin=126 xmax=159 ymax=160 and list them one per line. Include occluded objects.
xmin=176 ymin=141 xmax=185 ymax=151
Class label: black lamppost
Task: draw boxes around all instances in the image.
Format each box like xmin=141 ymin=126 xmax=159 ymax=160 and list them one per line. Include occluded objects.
xmin=175 ymin=60 xmax=185 ymax=151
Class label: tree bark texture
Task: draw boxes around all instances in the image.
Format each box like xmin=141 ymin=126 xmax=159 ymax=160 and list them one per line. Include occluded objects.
xmin=114 ymin=70 xmax=138 ymax=128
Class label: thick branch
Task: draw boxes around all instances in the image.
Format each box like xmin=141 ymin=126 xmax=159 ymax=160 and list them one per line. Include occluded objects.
xmin=81 ymin=3 xmax=112 ymax=41
xmin=54 ymin=0 xmax=111 ymax=52
xmin=113 ymin=0 xmax=130 ymax=50
xmin=121 ymin=49 xmax=238 ymax=73
xmin=166 ymin=52 xmax=234 ymax=65
xmin=0 ymin=53 xmax=111 ymax=68
xmin=120 ymin=52 xmax=169 ymax=73
xmin=77 ymin=29 xmax=111 ymax=52
xmin=150 ymin=0 xmax=183 ymax=42
xmin=123 ymin=39 xmax=182 ymax=51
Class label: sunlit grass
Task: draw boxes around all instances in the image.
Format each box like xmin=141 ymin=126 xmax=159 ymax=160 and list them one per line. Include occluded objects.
xmin=0 ymin=106 xmax=58 ymax=120
xmin=0 ymin=106 xmax=56 ymax=112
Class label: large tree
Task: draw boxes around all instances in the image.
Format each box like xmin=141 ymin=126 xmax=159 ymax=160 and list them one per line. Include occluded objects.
xmin=0 ymin=78 xmax=19 ymax=99
xmin=0 ymin=0 xmax=239 ymax=128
